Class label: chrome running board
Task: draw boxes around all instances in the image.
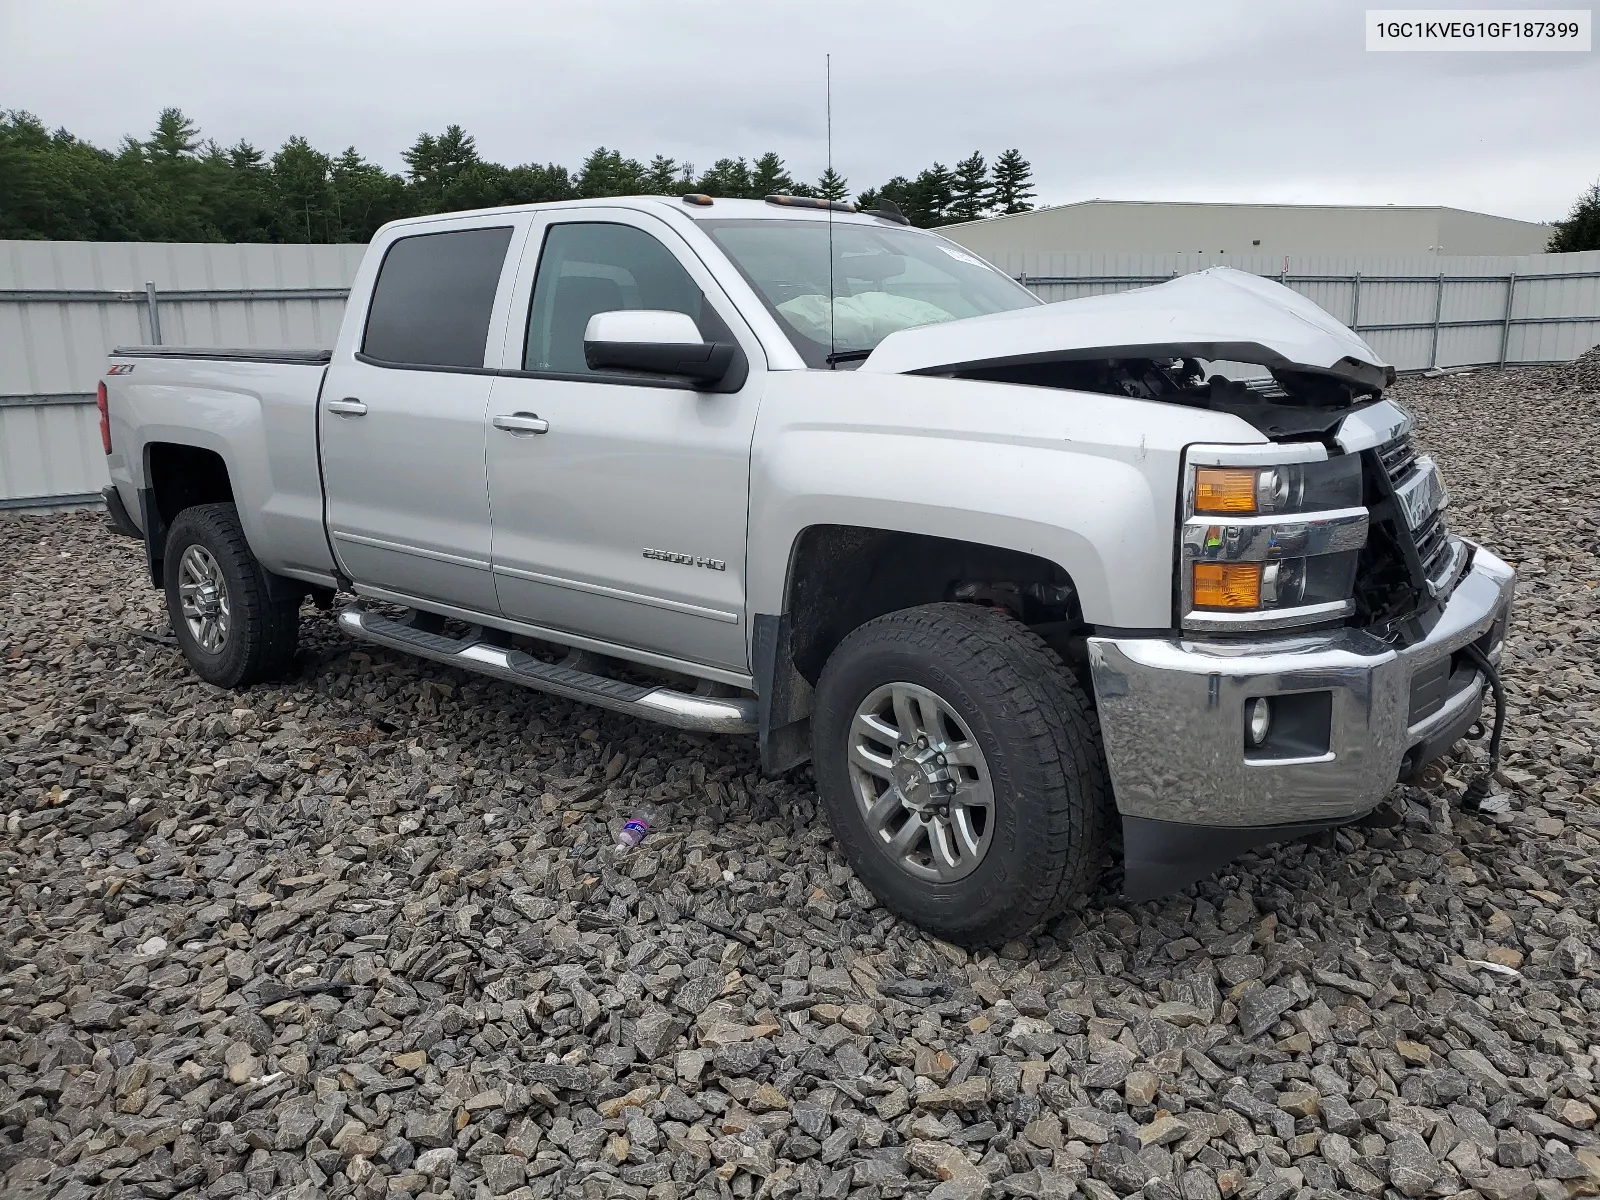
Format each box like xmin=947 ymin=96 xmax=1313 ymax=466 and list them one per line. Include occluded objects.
xmin=337 ymin=605 xmax=757 ymax=734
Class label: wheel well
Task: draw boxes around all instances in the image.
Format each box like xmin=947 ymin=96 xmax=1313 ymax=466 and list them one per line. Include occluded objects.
xmin=786 ymin=525 xmax=1082 ymax=685
xmin=146 ymin=443 xmax=234 ymax=528
xmin=755 ymin=524 xmax=1086 ymax=776
xmin=141 ymin=443 xmax=235 ymax=586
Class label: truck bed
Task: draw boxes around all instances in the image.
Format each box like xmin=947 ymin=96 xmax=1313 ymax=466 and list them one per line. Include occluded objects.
xmin=111 ymin=345 xmax=332 ymax=365
xmin=103 ymin=346 xmax=337 ymax=587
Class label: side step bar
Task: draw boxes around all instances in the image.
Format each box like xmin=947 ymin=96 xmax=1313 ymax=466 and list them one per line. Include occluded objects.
xmin=337 ymin=605 xmax=757 ymax=734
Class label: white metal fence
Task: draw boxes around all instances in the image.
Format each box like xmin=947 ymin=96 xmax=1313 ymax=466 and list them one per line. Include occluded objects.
xmin=3 ymin=240 xmax=1599 ymax=512
xmin=979 ymin=249 xmax=1600 ymax=375
xmin=0 ymin=240 xmax=363 ymax=512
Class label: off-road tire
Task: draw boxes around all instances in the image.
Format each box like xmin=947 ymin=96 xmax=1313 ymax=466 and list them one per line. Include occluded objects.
xmin=811 ymin=602 xmax=1110 ymax=946
xmin=163 ymin=503 xmax=300 ymax=688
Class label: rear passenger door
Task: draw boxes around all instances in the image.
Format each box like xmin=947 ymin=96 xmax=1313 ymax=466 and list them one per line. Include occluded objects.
xmin=320 ymin=219 xmax=524 ymax=613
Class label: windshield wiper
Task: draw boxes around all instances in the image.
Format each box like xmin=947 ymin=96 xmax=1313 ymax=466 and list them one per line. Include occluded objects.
xmin=825 ymin=349 xmax=874 ymax=365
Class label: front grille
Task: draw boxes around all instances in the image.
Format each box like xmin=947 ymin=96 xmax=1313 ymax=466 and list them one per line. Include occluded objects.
xmin=1414 ymin=509 xmax=1452 ymax=584
xmin=1354 ymin=430 xmax=1460 ymax=634
xmin=1378 ymin=433 xmax=1419 ymax=482
xmin=1377 ymin=430 xmax=1459 ymax=590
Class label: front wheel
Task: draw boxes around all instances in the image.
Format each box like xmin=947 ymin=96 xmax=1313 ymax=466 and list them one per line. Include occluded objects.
xmin=163 ymin=503 xmax=301 ymax=688
xmin=811 ymin=603 xmax=1110 ymax=947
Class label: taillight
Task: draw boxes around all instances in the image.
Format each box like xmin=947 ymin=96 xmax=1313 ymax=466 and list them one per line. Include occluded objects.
xmin=97 ymin=381 xmax=112 ymax=454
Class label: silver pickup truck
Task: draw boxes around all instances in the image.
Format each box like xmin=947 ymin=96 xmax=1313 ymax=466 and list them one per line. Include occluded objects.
xmin=100 ymin=195 xmax=1514 ymax=945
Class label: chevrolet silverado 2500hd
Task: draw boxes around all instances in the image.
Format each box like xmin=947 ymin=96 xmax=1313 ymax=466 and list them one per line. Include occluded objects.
xmin=100 ymin=195 xmax=1514 ymax=945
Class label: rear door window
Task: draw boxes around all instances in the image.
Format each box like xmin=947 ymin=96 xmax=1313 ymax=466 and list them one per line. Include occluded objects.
xmin=362 ymin=226 xmax=514 ymax=369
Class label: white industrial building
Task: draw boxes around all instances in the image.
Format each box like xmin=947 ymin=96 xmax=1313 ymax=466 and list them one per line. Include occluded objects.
xmin=940 ymin=200 xmax=1552 ymax=260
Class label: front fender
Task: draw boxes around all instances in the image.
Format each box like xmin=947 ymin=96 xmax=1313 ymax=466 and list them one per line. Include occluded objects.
xmin=747 ymin=371 xmax=1267 ymax=631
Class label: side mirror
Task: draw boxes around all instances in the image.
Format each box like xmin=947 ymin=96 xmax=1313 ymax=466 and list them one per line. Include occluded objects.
xmin=583 ymin=309 xmax=735 ymax=384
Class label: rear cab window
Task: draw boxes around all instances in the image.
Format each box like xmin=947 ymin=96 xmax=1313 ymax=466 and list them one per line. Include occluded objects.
xmin=361 ymin=226 xmax=515 ymax=369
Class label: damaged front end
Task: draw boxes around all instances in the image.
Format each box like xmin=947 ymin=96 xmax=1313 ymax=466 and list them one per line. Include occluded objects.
xmin=866 ymin=268 xmax=1517 ymax=898
xmin=867 ymin=265 xmax=1466 ymax=649
xmin=862 ymin=266 xmax=1396 ymax=440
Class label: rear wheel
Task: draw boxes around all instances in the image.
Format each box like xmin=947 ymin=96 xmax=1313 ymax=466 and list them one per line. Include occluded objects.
xmin=811 ymin=602 xmax=1109 ymax=946
xmin=163 ymin=503 xmax=300 ymax=688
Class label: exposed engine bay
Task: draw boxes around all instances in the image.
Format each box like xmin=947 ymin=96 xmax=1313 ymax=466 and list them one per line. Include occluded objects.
xmin=951 ymin=355 xmax=1384 ymax=440
xmin=861 ymin=267 xmax=1399 ymax=440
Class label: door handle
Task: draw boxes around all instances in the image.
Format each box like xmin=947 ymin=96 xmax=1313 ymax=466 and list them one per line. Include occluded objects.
xmin=493 ymin=413 xmax=550 ymax=435
xmin=327 ymin=398 xmax=368 ymax=417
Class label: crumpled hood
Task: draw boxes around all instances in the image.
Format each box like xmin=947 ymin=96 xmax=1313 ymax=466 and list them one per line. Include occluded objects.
xmin=860 ymin=266 xmax=1394 ymax=390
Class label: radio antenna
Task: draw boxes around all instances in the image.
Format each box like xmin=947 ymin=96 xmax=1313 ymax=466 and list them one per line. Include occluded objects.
xmin=826 ymin=52 xmax=836 ymax=368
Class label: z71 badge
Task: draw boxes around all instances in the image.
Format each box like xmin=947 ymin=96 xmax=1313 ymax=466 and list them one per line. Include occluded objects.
xmin=643 ymin=548 xmax=726 ymax=571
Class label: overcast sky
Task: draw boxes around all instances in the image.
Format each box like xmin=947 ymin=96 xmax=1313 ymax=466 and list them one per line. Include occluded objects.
xmin=2 ymin=0 xmax=1596 ymax=223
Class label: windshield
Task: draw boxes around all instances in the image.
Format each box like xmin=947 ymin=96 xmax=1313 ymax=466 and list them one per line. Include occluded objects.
xmin=701 ymin=219 xmax=1040 ymax=367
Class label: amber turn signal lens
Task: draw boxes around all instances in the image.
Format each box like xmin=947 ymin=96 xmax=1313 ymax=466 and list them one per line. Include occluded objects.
xmin=1194 ymin=468 xmax=1258 ymax=514
xmin=1193 ymin=562 xmax=1263 ymax=609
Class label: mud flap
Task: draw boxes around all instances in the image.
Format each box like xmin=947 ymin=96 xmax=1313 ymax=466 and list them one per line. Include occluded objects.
xmin=752 ymin=612 xmax=814 ymax=776
xmin=102 ymin=485 xmax=142 ymax=539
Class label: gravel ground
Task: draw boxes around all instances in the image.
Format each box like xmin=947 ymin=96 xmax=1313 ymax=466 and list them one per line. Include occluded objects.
xmin=3 ymin=365 xmax=1600 ymax=1200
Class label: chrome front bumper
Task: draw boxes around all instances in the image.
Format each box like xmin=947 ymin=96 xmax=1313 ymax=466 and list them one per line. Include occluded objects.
xmin=1087 ymin=541 xmax=1514 ymax=895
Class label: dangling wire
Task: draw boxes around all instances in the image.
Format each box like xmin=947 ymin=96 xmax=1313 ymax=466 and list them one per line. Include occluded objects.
xmin=1459 ymin=642 xmax=1508 ymax=812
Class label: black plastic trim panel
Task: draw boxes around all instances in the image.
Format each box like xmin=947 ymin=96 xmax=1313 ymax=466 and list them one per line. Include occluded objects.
xmin=1121 ymin=812 xmax=1365 ymax=901
xmin=112 ymin=346 xmax=332 ymax=365
xmin=101 ymin=485 xmax=141 ymax=539
xmin=351 ymin=354 xmax=747 ymax=393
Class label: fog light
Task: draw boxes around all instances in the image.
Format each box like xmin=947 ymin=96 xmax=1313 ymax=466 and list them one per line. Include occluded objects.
xmin=1247 ymin=697 xmax=1273 ymax=747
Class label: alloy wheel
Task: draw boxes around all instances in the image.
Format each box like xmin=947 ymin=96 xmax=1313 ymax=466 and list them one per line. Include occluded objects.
xmin=845 ymin=681 xmax=995 ymax=882
xmin=177 ymin=544 xmax=231 ymax=653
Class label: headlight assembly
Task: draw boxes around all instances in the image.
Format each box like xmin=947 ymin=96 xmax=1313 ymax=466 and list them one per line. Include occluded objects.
xmin=1192 ymin=458 xmax=1363 ymax=517
xmin=1180 ymin=443 xmax=1367 ymax=633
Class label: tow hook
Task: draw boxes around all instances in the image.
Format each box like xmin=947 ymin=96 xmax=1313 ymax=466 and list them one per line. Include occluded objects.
xmin=1415 ymin=761 xmax=1448 ymax=790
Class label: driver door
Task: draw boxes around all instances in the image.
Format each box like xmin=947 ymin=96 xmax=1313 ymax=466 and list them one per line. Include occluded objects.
xmin=484 ymin=211 xmax=764 ymax=676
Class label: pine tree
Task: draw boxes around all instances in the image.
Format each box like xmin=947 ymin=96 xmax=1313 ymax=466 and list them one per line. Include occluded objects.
xmin=751 ymin=152 xmax=794 ymax=197
xmin=815 ymin=166 xmax=849 ymax=202
xmin=695 ymin=157 xmax=753 ymax=198
xmin=433 ymin=126 xmax=478 ymax=182
xmin=146 ymin=108 xmax=200 ymax=159
xmin=1549 ymin=182 xmax=1600 ymax=252
xmin=871 ymin=176 xmax=916 ymax=221
xmin=403 ymin=125 xmax=481 ymax=206
xmin=991 ymin=149 xmax=1035 ymax=215
xmin=644 ymin=155 xmax=680 ymax=194
xmin=505 ymin=162 xmax=578 ymax=205
xmin=207 ymin=139 xmax=276 ymax=242
xmin=949 ymin=152 xmax=991 ymax=222
xmin=329 ymin=147 xmax=408 ymax=241
xmin=0 ymin=106 xmax=1045 ymax=243
xmin=227 ymin=141 xmax=265 ymax=171
xmin=914 ymin=163 xmax=955 ymax=225
xmin=857 ymin=171 xmax=954 ymax=228
xmin=271 ymin=136 xmax=333 ymax=242
xmin=576 ymin=147 xmax=646 ymax=197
